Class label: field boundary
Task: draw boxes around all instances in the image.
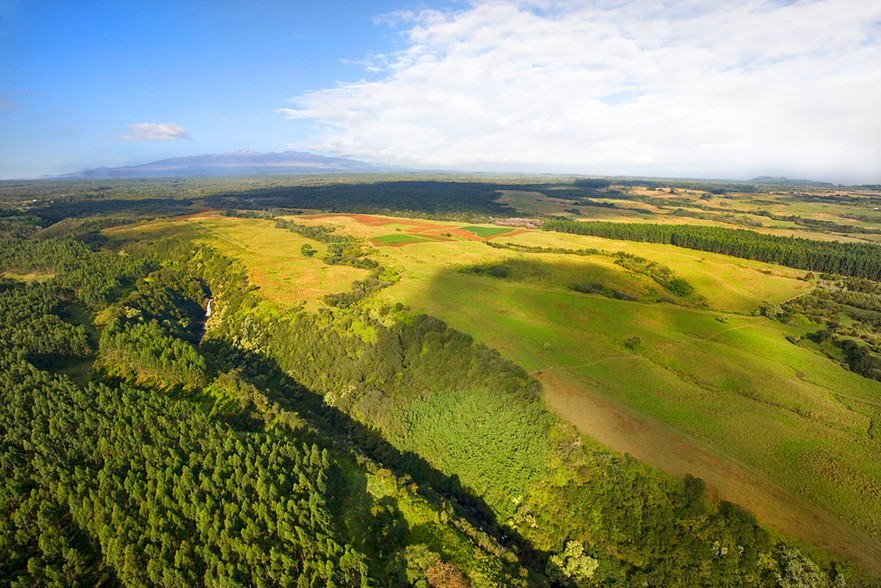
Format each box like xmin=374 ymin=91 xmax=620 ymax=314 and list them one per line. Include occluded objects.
xmin=539 ymin=370 xmax=881 ymax=576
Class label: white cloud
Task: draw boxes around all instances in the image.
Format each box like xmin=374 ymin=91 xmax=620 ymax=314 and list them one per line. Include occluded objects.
xmin=119 ymin=122 xmax=190 ymax=141
xmin=280 ymin=0 xmax=881 ymax=183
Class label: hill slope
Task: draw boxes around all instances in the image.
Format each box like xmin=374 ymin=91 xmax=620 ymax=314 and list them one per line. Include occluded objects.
xmin=52 ymin=150 xmax=390 ymax=178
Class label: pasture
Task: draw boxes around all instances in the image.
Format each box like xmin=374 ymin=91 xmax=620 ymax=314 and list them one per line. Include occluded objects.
xmin=106 ymin=213 xmax=370 ymax=311
xmin=499 ymin=185 xmax=881 ymax=245
xmin=372 ymin=234 xmax=431 ymax=246
xmin=104 ymin=211 xmax=881 ymax=573
xmin=387 ymin=232 xmax=881 ymax=570
xmin=457 ymin=225 xmax=515 ymax=238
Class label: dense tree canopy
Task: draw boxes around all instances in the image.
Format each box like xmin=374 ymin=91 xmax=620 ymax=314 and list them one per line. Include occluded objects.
xmin=544 ymin=220 xmax=881 ymax=280
xmin=0 ymin=199 xmax=860 ymax=585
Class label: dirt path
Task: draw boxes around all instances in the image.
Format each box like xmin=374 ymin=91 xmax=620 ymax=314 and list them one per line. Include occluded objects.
xmin=539 ymin=369 xmax=881 ymax=577
xmin=189 ymin=221 xmax=248 ymax=248
xmin=831 ymin=391 xmax=881 ymax=409
xmin=530 ymin=354 xmax=635 ymax=373
xmin=780 ymin=291 xmax=811 ymax=305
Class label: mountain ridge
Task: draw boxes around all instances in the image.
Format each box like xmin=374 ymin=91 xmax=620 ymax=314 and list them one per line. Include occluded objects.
xmin=50 ymin=150 xmax=391 ymax=179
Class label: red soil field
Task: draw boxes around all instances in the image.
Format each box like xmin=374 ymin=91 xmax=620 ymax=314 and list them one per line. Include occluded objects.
xmin=303 ymin=213 xmax=526 ymax=244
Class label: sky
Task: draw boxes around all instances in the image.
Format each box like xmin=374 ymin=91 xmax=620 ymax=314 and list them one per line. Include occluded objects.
xmin=1 ymin=0 xmax=880 ymax=183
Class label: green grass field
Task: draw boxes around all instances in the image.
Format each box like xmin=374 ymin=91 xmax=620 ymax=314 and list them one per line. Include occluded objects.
xmin=457 ymin=225 xmax=515 ymax=238
xmin=103 ymin=211 xmax=881 ymax=573
xmin=0 ymin=270 xmax=56 ymax=283
xmin=372 ymin=233 xmax=431 ymax=246
xmin=363 ymin=219 xmax=881 ymax=568
xmin=499 ymin=185 xmax=881 ymax=245
xmin=107 ymin=213 xmax=370 ymax=311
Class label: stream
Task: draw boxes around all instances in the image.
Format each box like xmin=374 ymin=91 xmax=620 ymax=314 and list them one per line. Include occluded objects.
xmin=195 ymin=298 xmax=212 ymax=345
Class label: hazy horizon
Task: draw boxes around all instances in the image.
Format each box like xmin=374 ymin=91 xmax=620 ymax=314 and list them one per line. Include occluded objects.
xmin=10 ymin=148 xmax=859 ymax=186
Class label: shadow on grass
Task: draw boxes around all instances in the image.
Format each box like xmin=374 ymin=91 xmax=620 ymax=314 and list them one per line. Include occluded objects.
xmin=199 ymin=337 xmax=550 ymax=581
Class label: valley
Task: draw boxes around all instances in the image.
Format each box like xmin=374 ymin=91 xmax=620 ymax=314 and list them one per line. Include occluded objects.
xmin=104 ymin=186 xmax=881 ymax=577
xmin=4 ymin=174 xmax=881 ymax=585
xmin=6 ymin=2 xmax=880 ymax=584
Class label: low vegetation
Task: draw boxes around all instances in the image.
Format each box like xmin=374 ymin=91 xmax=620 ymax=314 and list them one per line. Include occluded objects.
xmin=1 ymin=175 xmax=880 ymax=585
xmin=780 ymin=276 xmax=881 ymax=382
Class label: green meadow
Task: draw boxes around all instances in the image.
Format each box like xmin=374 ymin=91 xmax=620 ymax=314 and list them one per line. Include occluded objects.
xmin=372 ymin=233 xmax=431 ymax=246
xmin=107 ymin=213 xmax=370 ymax=311
xmin=105 ymin=210 xmax=881 ymax=572
xmin=457 ymin=225 xmax=515 ymax=238
xmin=364 ymin=221 xmax=881 ymax=556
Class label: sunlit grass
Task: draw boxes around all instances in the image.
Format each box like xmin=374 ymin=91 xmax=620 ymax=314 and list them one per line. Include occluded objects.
xmin=105 ymin=210 xmax=881 ymax=550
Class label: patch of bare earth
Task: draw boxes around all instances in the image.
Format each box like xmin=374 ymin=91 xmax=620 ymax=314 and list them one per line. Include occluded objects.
xmin=538 ymin=369 xmax=881 ymax=577
xmin=304 ymin=213 xmax=527 ymax=243
xmin=304 ymin=213 xmax=452 ymax=232
xmin=485 ymin=228 xmax=530 ymax=240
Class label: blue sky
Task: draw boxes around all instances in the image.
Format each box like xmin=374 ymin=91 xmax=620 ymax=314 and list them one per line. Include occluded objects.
xmin=0 ymin=0 xmax=428 ymax=177
xmin=2 ymin=0 xmax=880 ymax=183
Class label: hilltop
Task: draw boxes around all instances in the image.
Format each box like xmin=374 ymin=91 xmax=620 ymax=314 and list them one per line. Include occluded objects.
xmin=47 ymin=150 xmax=391 ymax=179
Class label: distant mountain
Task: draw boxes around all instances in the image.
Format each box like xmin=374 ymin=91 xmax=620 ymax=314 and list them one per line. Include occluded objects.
xmin=747 ymin=176 xmax=834 ymax=186
xmin=53 ymin=150 xmax=391 ymax=179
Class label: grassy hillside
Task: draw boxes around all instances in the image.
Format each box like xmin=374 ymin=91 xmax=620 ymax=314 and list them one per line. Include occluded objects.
xmin=385 ymin=228 xmax=880 ymax=539
xmin=106 ymin=210 xmax=881 ymax=576
xmin=0 ymin=235 xmax=546 ymax=586
xmin=6 ymin=175 xmax=881 ymax=584
xmin=497 ymin=181 xmax=881 ymax=245
xmin=110 ymin=214 xmax=371 ymax=312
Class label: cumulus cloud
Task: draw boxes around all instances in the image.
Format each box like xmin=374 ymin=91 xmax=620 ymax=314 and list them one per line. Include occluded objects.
xmin=119 ymin=122 xmax=190 ymax=141
xmin=280 ymin=0 xmax=881 ymax=183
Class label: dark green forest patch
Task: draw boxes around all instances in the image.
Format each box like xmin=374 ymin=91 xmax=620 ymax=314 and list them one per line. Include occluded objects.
xmin=1 ymin=178 xmax=877 ymax=585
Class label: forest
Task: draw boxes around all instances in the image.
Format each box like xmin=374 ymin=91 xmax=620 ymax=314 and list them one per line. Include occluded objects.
xmin=543 ymin=220 xmax=881 ymax=281
xmin=1 ymin=175 xmax=878 ymax=587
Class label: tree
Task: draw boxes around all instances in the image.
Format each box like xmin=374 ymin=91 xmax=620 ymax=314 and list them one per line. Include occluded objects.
xmin=426 ymin=560 xmax=470 ymax=588
xmin=624 ymin=336 xmax=641 ymax=351
xmin=546 ymin=541 xmax=599 ymax=587
xmin=775 ymin=547 xmax=828 ymax=588
xmin=388 ymin=544 xmax=441 ymax=587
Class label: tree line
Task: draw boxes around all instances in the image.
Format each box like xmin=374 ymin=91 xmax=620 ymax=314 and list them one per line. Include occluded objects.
xmin=1 ymin=236 xmax=535 ymax=586
xmin=181 ymin=232 xmax=849 ymax=586
xmin=0 ymin=226 xmax=858 ymax=586
xmin=544 ymin=219 xmax=881 ymax=280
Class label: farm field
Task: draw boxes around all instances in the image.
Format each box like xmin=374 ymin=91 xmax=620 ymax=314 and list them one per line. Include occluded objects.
xmin=104 ymin=208 xmax=881 ymax=575
xmin=5 ymin=0 xmax=881 ymax=578
xmin=498 ymin=184 xmax=881 ymax=244
xmin=303 ymin=213 xmax=881 ymax=571
xmin=107 ymin=214 xmax=370 ymax=311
